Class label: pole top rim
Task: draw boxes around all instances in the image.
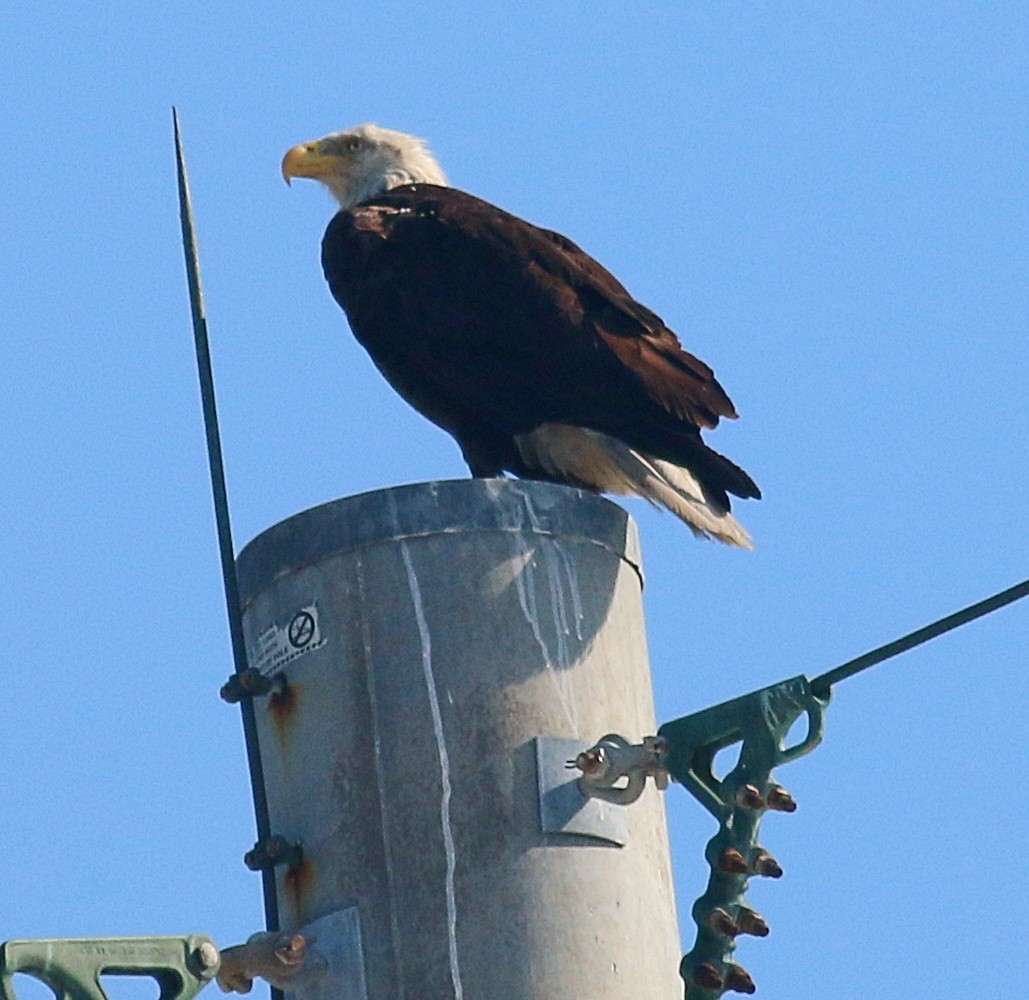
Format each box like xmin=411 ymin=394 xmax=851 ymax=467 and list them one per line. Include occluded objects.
xmin=236 ymin=479 xmax=643 ymax=609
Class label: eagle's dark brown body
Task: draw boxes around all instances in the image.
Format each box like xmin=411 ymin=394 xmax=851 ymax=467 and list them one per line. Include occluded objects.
xmin=321 ymin=184 xmax=760 ymax=517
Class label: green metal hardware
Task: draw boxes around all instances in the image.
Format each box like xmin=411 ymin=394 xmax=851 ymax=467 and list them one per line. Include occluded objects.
xmin=662 ymin=577 xmax=1028 ymax=996
xmin=0 ymin=937 xmax=219 ymax=1000
xmin=660 ymin=676 xmax=828 ymax=996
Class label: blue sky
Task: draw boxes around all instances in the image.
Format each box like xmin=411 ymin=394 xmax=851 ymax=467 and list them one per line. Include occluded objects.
xmin=2 ymin=4 xmax=1026 ymax=999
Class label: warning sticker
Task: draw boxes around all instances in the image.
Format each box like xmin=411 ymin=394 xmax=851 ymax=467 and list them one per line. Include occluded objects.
xmin=249 ymin=603 xmax=327 ymax=675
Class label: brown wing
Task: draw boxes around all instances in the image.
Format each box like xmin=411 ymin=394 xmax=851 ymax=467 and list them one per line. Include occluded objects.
xmin=532 ymin=225 xmax=738 ymax=429
xmin=322 ymin=184 xmax=759 ymax=501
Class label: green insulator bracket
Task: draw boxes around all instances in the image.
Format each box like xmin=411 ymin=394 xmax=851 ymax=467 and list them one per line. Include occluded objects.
xmin=0 ymin=936 xmax=220 ymax=1000
xmin=658 ymin=676 xmax=829 ymax=997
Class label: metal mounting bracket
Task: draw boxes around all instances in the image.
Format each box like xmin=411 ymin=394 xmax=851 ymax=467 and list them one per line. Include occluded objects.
xmin=571 ymin=676 xmax=829 ymax=996
xmin=217 ymin=907 xmax=367 ymax=1000
xmin=0 ymin=936 xmax=219 ymax=1000
xmin=659 ymin=674 xmax=829 ymax=998
xmin=535 ymin=736 xmax=628 ymax=846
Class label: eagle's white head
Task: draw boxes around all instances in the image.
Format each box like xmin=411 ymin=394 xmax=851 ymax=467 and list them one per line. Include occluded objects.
xmin=282 ymin=124 xmax=448 ymax=209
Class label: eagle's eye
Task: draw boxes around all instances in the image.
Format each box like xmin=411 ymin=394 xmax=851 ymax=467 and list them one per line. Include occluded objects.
xmin=346 ymin=137 xmax=363 ymax=152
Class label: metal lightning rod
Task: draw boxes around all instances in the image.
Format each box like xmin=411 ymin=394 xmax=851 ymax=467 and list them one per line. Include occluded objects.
xmin=172 ymin=108 xmax=280 ymax=938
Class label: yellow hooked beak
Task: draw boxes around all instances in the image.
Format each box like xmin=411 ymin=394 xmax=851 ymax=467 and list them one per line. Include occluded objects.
xmin=281 ymin=141 xmax=342 ymax=186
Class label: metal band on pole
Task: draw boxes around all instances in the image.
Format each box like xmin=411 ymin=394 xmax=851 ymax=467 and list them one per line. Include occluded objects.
xmin=172 ymin=108 xmax=280 ymax=938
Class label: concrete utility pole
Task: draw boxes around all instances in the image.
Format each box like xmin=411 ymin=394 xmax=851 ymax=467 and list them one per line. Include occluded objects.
xmin=230 ymin=478 xmax=682 ymax=1000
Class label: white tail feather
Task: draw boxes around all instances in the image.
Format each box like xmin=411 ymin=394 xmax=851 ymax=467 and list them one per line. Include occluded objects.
xmin=515 ymin=424 xmax=754 ymax=549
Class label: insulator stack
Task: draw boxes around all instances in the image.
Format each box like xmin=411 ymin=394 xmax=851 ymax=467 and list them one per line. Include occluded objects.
xmin=680 ymin=775 xmax=788 ymax=996
xmin=657 ymin=674 xmax=829 ymax=997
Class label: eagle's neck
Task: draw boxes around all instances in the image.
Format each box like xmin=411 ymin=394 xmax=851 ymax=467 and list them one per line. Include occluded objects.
xmin=344 ymin=156 xmax=448 ymax=209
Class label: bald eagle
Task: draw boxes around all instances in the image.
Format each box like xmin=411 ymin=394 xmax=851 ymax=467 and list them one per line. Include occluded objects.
xmin=282 ymin=125 xmax=760 ymax=547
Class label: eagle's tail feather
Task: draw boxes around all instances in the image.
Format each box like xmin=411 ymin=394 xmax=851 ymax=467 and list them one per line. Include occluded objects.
xmin=514 ymin=424 xmax=754 ymax=549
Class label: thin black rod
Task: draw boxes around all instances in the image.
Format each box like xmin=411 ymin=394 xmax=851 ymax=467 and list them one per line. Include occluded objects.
xmin=811 ymin=577 xmax=1029 ymax=696
xmin=173 ymin=108 xmax=280 ymax=935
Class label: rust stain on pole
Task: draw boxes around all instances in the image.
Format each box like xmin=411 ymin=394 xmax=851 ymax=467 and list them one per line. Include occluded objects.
xmin=283 ymin=856 xmax=316 ymax=925
xmin=268 ymin=681 xmax=302 ymax=743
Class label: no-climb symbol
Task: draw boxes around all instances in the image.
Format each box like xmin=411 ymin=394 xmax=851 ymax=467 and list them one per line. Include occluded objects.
xmin=288 ymin=610 xmax=316 ymax=649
